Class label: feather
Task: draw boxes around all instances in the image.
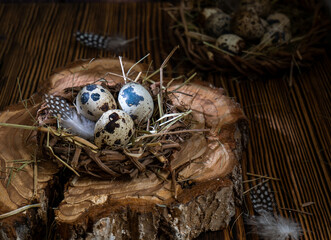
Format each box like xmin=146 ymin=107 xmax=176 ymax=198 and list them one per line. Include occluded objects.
xmin=246 ymin=211 xmax=303 ymax=240
xmin=44 ymin=94 xmax=95 ymax=141
xmin=75 ymin=31 xmax=136 ymax=51
xmin=247 ymin=182 xmax=302 ymax=240
xmin=250 ymin=181 xmax=276 ymax=214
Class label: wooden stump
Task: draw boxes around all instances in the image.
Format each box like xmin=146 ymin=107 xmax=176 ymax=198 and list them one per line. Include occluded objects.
xmin=0 ymin=59 xmax=248 ymax=240
xmin=0 ymin=101 xmax=60 ymax=239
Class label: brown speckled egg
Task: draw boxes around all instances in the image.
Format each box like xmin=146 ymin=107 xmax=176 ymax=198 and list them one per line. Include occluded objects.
xmin=216 ymin=34 xmax=246 ymax=55
xmin=231 ymin=10 xmax=265 ymax=40
xmin=94 ymin=109 xmax=134 ymax=148
xmin=205 ymin=12 xmax=231 ymax=37
xmin=76 ymin=84 xmax=117 ymax=121
xmin=239 ymin=0 xmax=271 ymax=17
xmin=267 ymin=13 xmax=291 ymax=29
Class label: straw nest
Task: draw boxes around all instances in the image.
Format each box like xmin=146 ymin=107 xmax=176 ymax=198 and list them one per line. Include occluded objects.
xmin=35 ymin=55 xmax=209 ymax=179
xmin=166 ymin=0 xmax=329 ymax=79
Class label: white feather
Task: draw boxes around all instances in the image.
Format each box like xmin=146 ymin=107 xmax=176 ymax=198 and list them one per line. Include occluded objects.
xmin=45 ymin=94 xmax=95 ymax=141
xmin=60 ymin=110 xmax=95 ymax=141
xmin=247 ymin=211 xmax=302 ymax=240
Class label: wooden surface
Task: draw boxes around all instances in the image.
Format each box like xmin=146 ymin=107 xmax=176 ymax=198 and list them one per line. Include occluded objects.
xmin=0 ymin=2 xmax=330 ymax=239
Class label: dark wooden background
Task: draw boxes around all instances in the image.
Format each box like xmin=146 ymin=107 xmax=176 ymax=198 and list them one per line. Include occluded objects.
xmin=0 ymin=2 xmax=330 ymax=239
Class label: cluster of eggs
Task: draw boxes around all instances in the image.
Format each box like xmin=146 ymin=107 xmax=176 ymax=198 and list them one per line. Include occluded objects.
xmin=201 ymin=0 xmax=291 ymax=55
xmin=76 ymin=82 xmax=154 ymax=148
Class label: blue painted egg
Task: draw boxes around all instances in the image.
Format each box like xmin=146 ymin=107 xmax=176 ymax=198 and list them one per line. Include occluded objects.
xmin=118 ymin=82 xmax=154 ymax=124
xmin=76 ymin=84 xmax=117 ymax=121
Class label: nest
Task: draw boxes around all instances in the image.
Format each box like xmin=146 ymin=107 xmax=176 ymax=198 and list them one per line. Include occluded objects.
xmin=35 ymin=57 xmax=202 ymax=179
xmin=166 ymin=0 xmax=329 ymax=79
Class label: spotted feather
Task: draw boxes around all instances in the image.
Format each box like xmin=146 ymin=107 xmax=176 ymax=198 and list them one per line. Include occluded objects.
xmin=247 ymin=181 xmax=302 ymax=240
xmin=44 ymin=94 xmax=95 ymax=141
xmin=75 ymin=31 xmax=136 ymax=51
xmin=250 ymin=181 xmax=276 ymax=214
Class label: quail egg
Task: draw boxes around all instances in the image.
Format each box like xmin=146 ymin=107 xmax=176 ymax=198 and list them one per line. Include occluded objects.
xmin=201 ymin=7 xmax=223 ymax=21
xmin=231 ymin=10 xmax=265 ymax=40
xmin=239 ymin=0 xmax=271 ymax=17
xmin=216 ymin=34 xmax=246 ymax=55
xmin=94 ymin=109 xmax=134 ymax=148
xmin=205 ymin=12 xmax=231 ymax=37
xmin=260 ymin=26 xmax=291 ymax=46
xmin=76 ymin=84 xmax=117 ymax=121
xmin=118 ymin=82 xmax=154 ymax=124
xmin=267 ymin=13 xmax=291 ymax=29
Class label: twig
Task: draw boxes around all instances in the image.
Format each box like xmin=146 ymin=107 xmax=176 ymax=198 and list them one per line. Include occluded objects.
xmin=243 ymin=179 xmax=270 ymax=195
xmin=280 ymin=207 xmax=313 ymax=216
xmin=203 ymin=41 xmax=236 ymax=57
xmin=47 ymin=131 xmax=80 ymax=176
xmin=170 ymin=72 xmax=197 ymax=92
xmin=104 ymin=71 xmax=132 ymax=81
xmin=134 ymin=72 xmax=142 ymax=82
xmin=136 ymin=128 xmax=210 ymax=141
xmin=33 ymin=149 xmax=38 ymax=197
xmin=159 ymin=46 xmax=180 ymax=119
xmin=0 ymin=203 xmax=42 ymax=219
xmin=143 ymin=67 xmax=165 ymax=84
xmin=17 ymin=78 xmax=36 ymax=122
xmin=71 ymin=147 xmax=82 ymax=168
xmin=84 ymin=147 xmax=121 ymax=177
xmin=126 ymin=53 xmax=150 ymax=77
xmin=230 ymin=211 xmax=244 ymax=233
xmin=157 ymin=93 xmax=164 ymax=120
xmin=302 ymin=202 xmax=315 ymax=208
xmin=246 ymin=173 xmax=281 ymax=181
xmin=119 ymin=56 xmax=127 ymax=83
xmin=171 ymin=169 xmax=177 ymax=199
xmin=149 ymin=149 xmax=167 ymax=163
xmin=0 ymin=123 xmax=98 ymax=150
xmin=243 ymin=177 xmax=262 ymax=183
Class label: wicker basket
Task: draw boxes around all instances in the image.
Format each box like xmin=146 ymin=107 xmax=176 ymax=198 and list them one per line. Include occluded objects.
xmin=167 ymin=0 xmax=329 ymax=79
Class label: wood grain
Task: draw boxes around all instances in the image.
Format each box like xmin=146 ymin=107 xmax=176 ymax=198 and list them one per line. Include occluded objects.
xmin=0 ymin=2 xmax=330 ymax=239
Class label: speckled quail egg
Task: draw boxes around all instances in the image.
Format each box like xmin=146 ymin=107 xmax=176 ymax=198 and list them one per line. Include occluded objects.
xmin=267 ymin=13 xmax=291 ymax=29
xmin=216 ymin=34 xmax=246 ymax=55
xmin=260 ymin=26 xmax=291 ymax=46
xmin=94 ymin=109 xmax=134 ymax=148
xmin=231 ymin=10 xmax=265 ymax=40
xmin=205 ymin=12 xmax=231 ymax=37
xmin=76 ymin=84 xmax=117 ymax=121
xmin=118 ymin=82 xmax=154 ymax=124
xmin=239 ymin=0 xmax=271 ymax=17
xmin=201 ymin=8 xmax=223 ymax=21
